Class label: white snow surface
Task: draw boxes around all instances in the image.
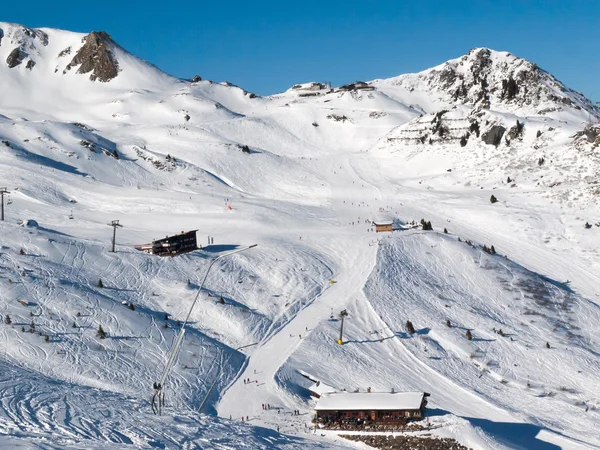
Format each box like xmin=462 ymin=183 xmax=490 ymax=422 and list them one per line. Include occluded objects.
xmin=314 ymin=392 xmax=425 ymax=411
xmin=0 ymin=22 xmax=599 ymax=449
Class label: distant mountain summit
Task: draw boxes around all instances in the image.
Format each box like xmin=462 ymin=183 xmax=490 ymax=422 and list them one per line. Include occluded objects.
xmin=373 ymin=48 xmax=599 ymax=118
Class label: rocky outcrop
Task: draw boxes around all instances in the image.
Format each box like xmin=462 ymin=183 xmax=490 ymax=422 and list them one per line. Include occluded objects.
xmin=506 ymin=120 xmax=524 ymax=141
xmin=26 ymin=59 xmax=35 ymax=70
xmin=6 ymin=47 xmax=26 ymax=68
xmin=190 ymin=75 xmax=202 ymax=83
xmin=482 ymin=125 xmax=506 ymax=146
xmin=0 ymin=28 xmax=4 ymax=46
xmin=65 ymin=32 xmax=119 ymax=82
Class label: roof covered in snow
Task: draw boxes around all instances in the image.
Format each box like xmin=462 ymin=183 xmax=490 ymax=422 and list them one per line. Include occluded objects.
xmin=315 ymin=392 xmax=425 ymax=411
xmin=308 ymin=381 xmax=337 ymax=396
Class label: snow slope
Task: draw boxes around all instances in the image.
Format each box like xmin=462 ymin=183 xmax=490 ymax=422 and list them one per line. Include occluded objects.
xmin=0 ymin=21 xmax=599 ymax=449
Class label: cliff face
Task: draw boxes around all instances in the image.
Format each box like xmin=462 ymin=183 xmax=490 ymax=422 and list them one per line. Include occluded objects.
xmin=64 ymin=31 xmax=119 ymax=82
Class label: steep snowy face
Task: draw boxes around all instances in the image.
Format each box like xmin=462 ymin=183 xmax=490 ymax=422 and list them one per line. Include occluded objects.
xmin=374 ymin=48 xmax=599 ymax=119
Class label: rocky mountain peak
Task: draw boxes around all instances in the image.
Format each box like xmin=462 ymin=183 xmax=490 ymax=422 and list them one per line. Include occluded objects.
xmin=64 ymin=31 xmax=119 ymax=82
xmin=382 ymin=47 xmax=598 ymax=118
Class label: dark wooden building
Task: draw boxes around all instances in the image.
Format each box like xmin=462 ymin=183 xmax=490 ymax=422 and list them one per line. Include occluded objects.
xmin=373 ymin=221 xmax=393 ymax=233
xmin=314 ymin=391 xmax=429 ymax=425
xmin=135 ymin=230 xmax=198 ymax=257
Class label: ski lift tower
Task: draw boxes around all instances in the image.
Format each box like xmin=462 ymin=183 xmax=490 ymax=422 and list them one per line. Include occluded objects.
xmin=337 ymin=309 xmax=348 ymax=345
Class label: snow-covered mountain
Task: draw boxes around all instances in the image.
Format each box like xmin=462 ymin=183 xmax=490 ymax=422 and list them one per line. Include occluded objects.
xmin=1 ymin=22 xmax=599 ymax=449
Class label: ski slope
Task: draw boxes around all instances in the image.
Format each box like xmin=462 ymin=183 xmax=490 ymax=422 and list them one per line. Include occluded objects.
xmin=0 ymin=22 xmax=599 ymax=449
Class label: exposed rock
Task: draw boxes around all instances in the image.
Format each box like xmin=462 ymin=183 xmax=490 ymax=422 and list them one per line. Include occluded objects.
xmin=190 ymin=75 xmax=202 ymax=83
xmin=482 ymin=125 xmax=506 ymax=146
xmin=58 ymin=46 xmax=72 ymax=57
xmin=21 ymin=27 xmax=48 ymax=46
xmin=507 ymin=120 xmax=524 ymax=140
xmin=501 ymin=76 xmax=518 ymax=100
xmin=26 ymin=60 xmax=35 ymax=70
xmin=0 ymin=28 xmax=4 ymax=46
xmin=65 ymin=32 xmax=119 ymax=82
xmin=6 ymin=47 xmax=26 ymax=68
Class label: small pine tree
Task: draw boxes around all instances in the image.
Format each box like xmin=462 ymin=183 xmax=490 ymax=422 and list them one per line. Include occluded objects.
xmin=164 ymin=313 xmax=169 ymax=321
xmin=21 ymin=326 xmax=25 ymax=332
xmin=72 ymin=321 xmax=77 ymax=328
xmin=490 ymin=245 xmax=496 ymax=254
xmin=4 ymin=314 xmax=11 ymax=325
xmin=163 ymin=322 xmax=169 ymax=329
xmin=19 ymin=248 xmax=25 ymax=255
xmin=546 ymin=341 xmax=550 ymax=349
xmin=29 ymin=320 xmax=35 ymax=333
xmin=466 ymin=330 xmax=473 ymax=341
xmin=406 ymin=320 xmax=415 ymax=334
xmin=128 ymin=303 xmax=135 ymax=311
xmin=458 ymin=237 xmax=462 ymax=242
xmin=498 ymin=329 xmax=504 ymax=337
xmin=490 ymin=195 xmax=498 ymax=204
xmin=97 ymin=325 xmax=106 ymax=339
xmin=584 ymin=222 xmax=592 ymax=229
xmin=446 ymin=319 xmax=451 ymax=328
xmin=444 ymin=228 xmax=448 ymax=234
xmin=507 ymin=176 xmax=512 ymax=183
xmin=76 ymin=311 xmax=81 ymax=317
xmin=218 ymin=296 xmax=225 ymax=304
xmin=97 ymin=279 xmax=104 ymax=288
xmin=44 ymin=335 xmax=50 ymax=343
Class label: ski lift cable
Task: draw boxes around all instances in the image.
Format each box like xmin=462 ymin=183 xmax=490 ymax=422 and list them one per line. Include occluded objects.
xmin=152 ymin=244 xmax=257 ymax=414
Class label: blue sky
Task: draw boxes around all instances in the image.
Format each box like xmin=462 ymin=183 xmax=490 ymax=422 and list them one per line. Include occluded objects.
xmin=3 ymin=0 xmax=599 ymax=99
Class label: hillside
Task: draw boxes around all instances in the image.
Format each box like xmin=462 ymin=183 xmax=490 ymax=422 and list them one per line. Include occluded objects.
xmin=0 ymin=22 xmax=599 ymax=449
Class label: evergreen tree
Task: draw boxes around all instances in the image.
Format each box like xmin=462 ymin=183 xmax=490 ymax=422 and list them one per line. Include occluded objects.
xmin=97 ymin=279 xmax=104 ymax=288
xmin=406 ymin=320 xmax=415 ymax=334
xmin=97 ymin=325 xmax=106 ymax=339
xmin=546 ymin=342 xmax=550 ymax=349
xmin=490 ymin=195 xmax=498 ymax=204
xmin=466 ymin=330 xmax=473 ymax=341
xmin=444 ymin=228 xmax=448 ymax=234
xmin=4 ymin=314 xmax=11 ymax=325
xmin=490 ymin=245 xmax=496 ymax=254
xmin=446 ymin=319 xmax=451 ymax=328
xmin=128 ymin=303 xmax=135 ymax=311
xmin=19 ymin=248 xmax=25 ymax=255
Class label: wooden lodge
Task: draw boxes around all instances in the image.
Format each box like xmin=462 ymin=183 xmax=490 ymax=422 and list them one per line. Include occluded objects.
xmin=373 ymin=221 xmax=393 ymax=233
xmin=314 ymin=391 xmax=429 ymax=426
xmin=135 ymin=230 xmax=199 ymax=257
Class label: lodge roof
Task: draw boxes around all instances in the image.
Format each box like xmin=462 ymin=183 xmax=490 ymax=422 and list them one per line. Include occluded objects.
xmin=315 ymin=392 xmax=425 ymax=411
xmin=308 ymin=381 xmax=337 ymax=396
xmin=373 ymin=221 xmax=393 ymax=226
xmin=154 ymin=230 xmax=198 ymax=243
